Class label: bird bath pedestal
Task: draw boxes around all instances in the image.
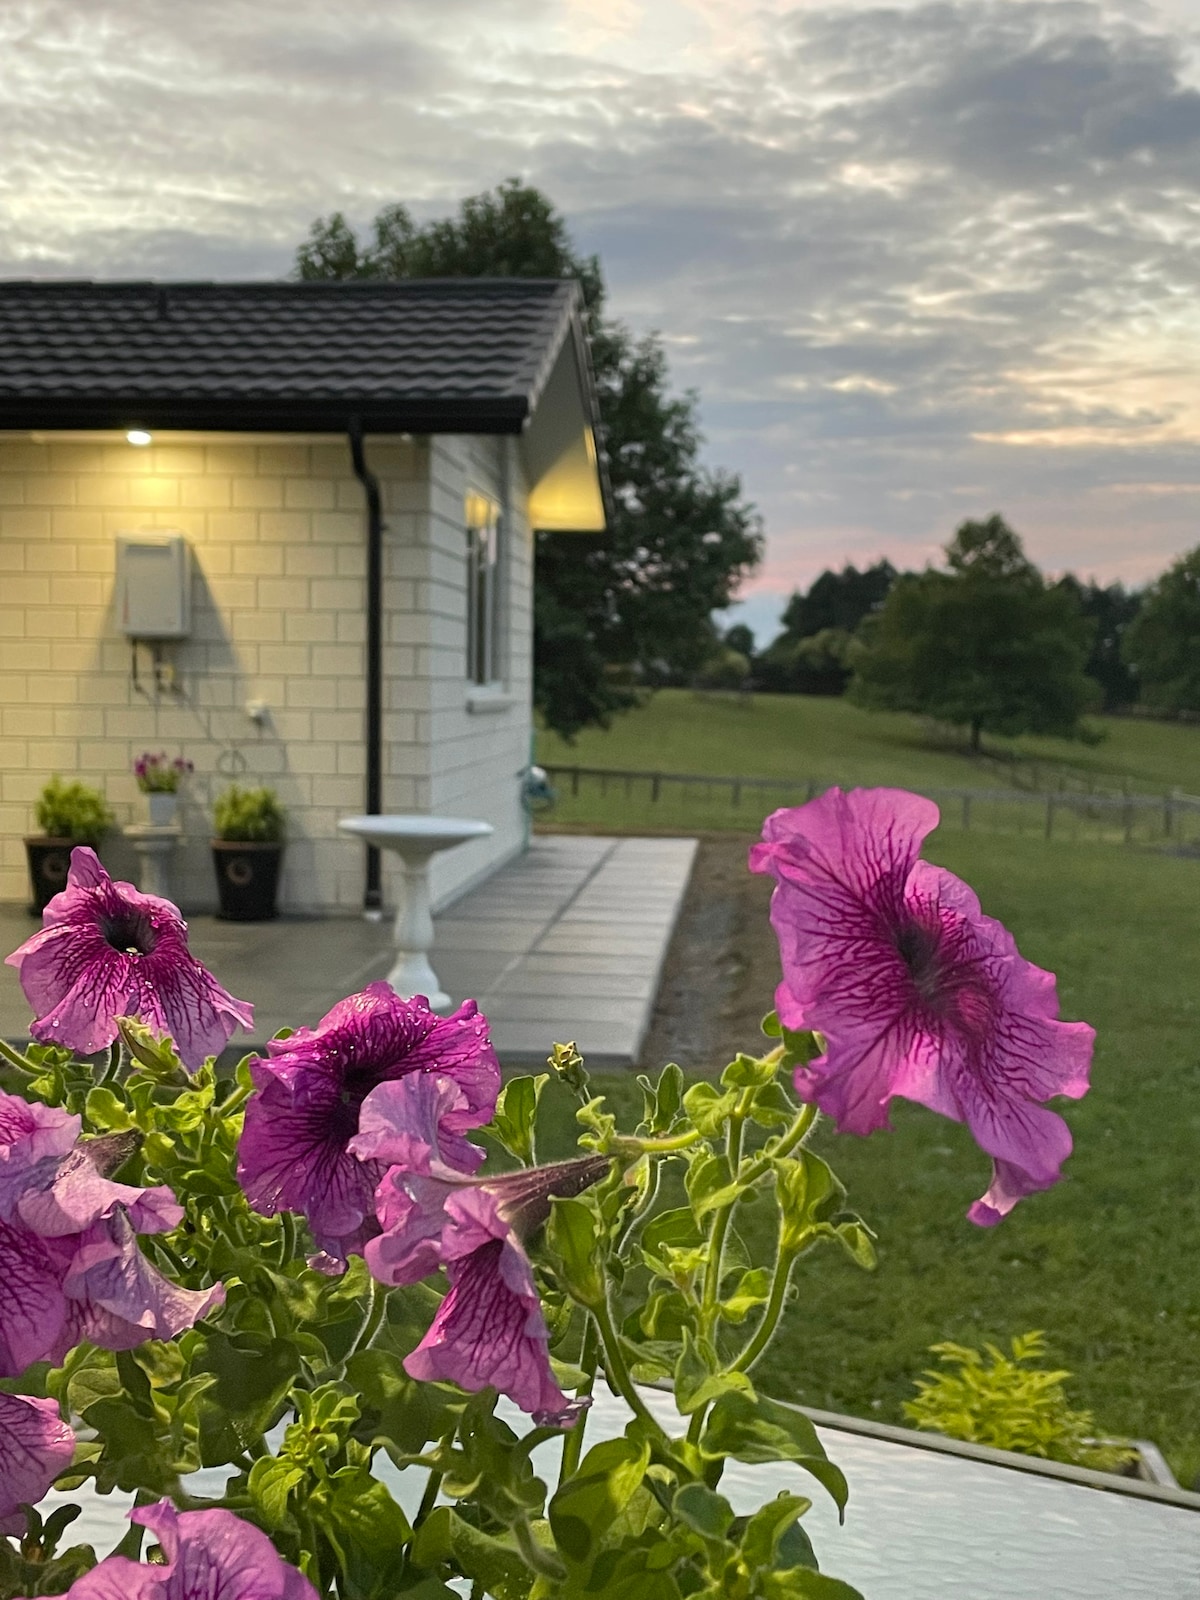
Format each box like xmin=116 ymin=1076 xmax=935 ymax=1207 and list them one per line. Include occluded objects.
xmin=338 ymin=814 xmax=493 ymax=1010
xmin=123 ymin=823 xmax=183 ymax=902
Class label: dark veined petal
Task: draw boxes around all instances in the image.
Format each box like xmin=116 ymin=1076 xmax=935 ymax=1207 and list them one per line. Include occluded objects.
xmin=0 ymin=1391 xmax=75 ymax=1536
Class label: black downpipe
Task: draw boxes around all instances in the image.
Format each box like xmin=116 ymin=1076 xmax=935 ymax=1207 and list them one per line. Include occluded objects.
xmin=348 ymin=417 xmax=384 ymax=913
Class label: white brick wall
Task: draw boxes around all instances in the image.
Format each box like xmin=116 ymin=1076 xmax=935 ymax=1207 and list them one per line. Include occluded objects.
xmin=0 ymin=432 xmax=533 ymax=915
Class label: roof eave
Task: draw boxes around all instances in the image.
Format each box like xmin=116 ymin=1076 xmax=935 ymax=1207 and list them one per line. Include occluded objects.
xmin=0 ymin=394 xmax=532 ymax=435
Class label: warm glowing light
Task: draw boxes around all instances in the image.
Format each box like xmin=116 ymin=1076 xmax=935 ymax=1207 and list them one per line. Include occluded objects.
xmin=126 ymin=429 xmax=152 ymax=446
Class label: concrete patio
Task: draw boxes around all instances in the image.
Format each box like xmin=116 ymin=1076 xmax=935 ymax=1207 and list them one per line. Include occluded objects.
xmin=0 ymin=834 xmax=697 ymax=1069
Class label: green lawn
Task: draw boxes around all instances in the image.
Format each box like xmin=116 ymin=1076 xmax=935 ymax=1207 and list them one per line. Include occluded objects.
xmin=591 ymin=827 xmax=1200 ymax=1483
xmin=536 ymin=688 xmax=1200 ymax=796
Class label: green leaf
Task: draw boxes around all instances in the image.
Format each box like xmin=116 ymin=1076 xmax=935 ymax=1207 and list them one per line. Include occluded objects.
xmin=774 ymin=1153 xmax=846 ymax=1254
xmin=638 ymin=1061 xmax=685 ymax=1133
xmin=759 ymin=1569 xmax=865 ymax=1599
xmin=721 ymin=1052 xmax=779 ymax=1090
xmin=315 ymin=1465 xmax=413 ymax=1597
xmin=411 ymin=1506 xmax=530 ymax=1600
xmin=491 ymin=1074 xmax=546 ymax=1165
xmin=721 ymin=1267 xmax=772 ymax=1324
xmin=674 ymin=1329 xmax=756 ymax=1415
xmin=248 ymin=1456 xmax=306 ymax=1528
xmin=549 ymin=1435 xmax=651 ymax=1566
xmin=699 ymin=1392 xmax=848 ymax=1517
xmin=672 ymin=1482 xmax=734 ymax=1540
xmin=347 ymin=1348 xmax=461 ymax=1461
xmin=547 ymin=1195 xmax=605 ymax=1308
xmin=682 ymin=1082 xmax=739 ymax=1138
xmin=190 ymin=1330 xmax=300 ymax=1467
xmin=685 ymin=1151 xmax=738 ymax=1222
xmin=737 ymin=1492 xmax=813 ymax=1575
xmin=82 ymin=1086 xmax=134 ymax=1133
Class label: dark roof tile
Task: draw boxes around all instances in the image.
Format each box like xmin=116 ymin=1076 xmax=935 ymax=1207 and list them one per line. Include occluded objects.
xmin=0 ymin=279 xmax=589 ymax=434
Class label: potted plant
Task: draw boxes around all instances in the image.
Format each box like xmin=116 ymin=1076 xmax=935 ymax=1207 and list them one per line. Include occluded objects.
xmin=211 ymin=783 xmax=286 ymax=920
xmin=24 ymin=777 xmax=115 ymax=913
xmin=133 ymin=751 xmax=194 ymax=826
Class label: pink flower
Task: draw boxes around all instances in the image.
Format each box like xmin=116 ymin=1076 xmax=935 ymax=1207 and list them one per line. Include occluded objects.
xmin=355 ymin=1073 xmax=605 ymax=1425
xmin=0 ymin=1091 xmax=223 ymax=1373
xmin=42 ymin=1499 xmax=318 ymax=1600
xmin=750 ymin=788 xmax=1095 ymax=1225
xmin=236 ymin=983 xmax=498 ymax=1268
xmin=5 ymin=848 xmax=253 ymax=1071
xmin=0 ymin=1392 xmax=74 ymax=1536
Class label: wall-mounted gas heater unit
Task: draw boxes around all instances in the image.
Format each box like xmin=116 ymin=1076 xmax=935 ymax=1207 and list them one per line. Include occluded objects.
xmin=115 ymin=532 xmax=192 ymax=639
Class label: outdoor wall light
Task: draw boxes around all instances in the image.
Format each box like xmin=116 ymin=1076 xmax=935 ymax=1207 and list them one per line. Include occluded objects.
xmin=126 ymin=429 xmax=153 ymax=447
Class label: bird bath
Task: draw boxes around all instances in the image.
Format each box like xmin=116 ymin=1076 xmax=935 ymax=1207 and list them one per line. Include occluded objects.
xmin=338 ymin=814 xmax=493 ymax=1010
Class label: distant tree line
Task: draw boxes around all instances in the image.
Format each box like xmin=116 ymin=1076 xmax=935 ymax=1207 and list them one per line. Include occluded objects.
xmin=716 ymin=517 xmax=1200 ymax=750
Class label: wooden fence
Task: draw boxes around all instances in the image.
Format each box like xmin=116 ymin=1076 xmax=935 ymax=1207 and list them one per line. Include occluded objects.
xmin=540 ymin=765 xmax=1200 ymax=848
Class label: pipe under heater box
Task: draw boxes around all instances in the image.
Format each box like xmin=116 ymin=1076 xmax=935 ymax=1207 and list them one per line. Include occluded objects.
xmin=114 ymin=532 xmax=192 ymax=639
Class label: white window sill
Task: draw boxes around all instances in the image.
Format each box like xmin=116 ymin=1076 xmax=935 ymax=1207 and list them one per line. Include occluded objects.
xmin=466 ymin=686 xmax=515 ymax=714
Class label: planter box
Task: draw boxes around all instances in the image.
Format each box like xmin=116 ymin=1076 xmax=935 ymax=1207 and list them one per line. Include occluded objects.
xmin=33 ymin=1388 xmax=1200 ymax=1598
xmin=23 ymin=836 xmax=85 ymax=914
xmin=211 ymin=841 xmax=283 ymax=921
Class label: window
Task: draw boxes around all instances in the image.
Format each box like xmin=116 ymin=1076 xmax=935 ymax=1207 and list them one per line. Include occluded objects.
xmin=465 ymin=492 xmax=502 ymax=687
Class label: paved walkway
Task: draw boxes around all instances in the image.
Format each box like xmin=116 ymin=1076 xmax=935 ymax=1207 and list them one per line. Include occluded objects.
xmin=0 ymin=835 xmax=697 ymax=1069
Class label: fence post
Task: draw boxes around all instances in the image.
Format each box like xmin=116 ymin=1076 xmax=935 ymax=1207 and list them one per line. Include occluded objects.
xmin=651 ymin=773 xmax=661 ymax=803
xmin=962 ymin=794 xmax=971 ymax=830
xmin=1044 ymin=797 xmax=1054 ymax=840
xmin=1164 ymin=793 xmax=1174 ymax=838
xmin=1123 ymin=801 xmax=1134 ymax=845
xmin=732 ymin=779 xmax=741 ymax=808
xmin=571 ymin=767 xmax=580 ymax=798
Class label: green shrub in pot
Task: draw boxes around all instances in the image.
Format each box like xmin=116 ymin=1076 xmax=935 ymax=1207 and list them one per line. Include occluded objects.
xmin=34 ymin=776 xmax=115 ymax=843
xmin=212 ymin=784 xmax=286 ymax=843
xmin=211 ymin=784 xmax=286 ymax=919
xmin=25 ymin=777 xmax=115 ymax=913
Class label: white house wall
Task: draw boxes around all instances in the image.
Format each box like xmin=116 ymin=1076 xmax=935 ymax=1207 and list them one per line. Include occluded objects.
xmin=0 ymin=433 xmax=533 ymax=916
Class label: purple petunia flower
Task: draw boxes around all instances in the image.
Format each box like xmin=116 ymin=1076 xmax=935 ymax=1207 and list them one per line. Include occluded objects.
xmin=236 ymin=982 xmax=498 ymax=1268
xmin=750 ymin=788 xmax=1095 ymax=1225
xmin=5 ymin=848 xmax=253 ymax=1072
xmin=354 ymin=1073 xmax=606 ymax=1426
xmin=37 ymin=1499 xmax=318 ymax=1600
xmin=0 ymin=1091 xmax=223 ymax=1374
xmin=0 ymin=1392 xmax=75 ymax=1536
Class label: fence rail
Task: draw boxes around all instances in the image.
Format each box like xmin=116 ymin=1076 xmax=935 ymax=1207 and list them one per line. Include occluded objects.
xmin=540 ymin=764 xmax=1200 ymax=848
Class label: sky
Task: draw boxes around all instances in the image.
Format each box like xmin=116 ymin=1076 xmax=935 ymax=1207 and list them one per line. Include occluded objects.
xmin=4 ymin=0 xmax=1200 ymax=642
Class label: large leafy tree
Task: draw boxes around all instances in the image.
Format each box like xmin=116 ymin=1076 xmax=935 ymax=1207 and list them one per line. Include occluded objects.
xmin=1122 ymin=546 xmax=1200 ymax=714
xmin=295 ymin=182 xmax=762 ymax=738
xmin=850 ymin=515 xmax=1095 ymax=750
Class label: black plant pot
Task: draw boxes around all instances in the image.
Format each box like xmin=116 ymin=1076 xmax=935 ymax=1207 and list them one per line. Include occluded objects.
xmin=211 ymin=841 xmax=284 ymax=922
xmin=25 ymin=836 xmax=91 ymax=915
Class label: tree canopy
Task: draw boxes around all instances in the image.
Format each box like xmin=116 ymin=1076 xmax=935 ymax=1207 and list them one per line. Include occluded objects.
xmin=756 ymin=560 xmax=896 ymax=694
xmin=849 ymin=516 xmax=1095 ymax=749
xmin=1121 ymin=546 xmax=1200 ymax=715
xmin=295 ymin=181 xmax=762 ymax=739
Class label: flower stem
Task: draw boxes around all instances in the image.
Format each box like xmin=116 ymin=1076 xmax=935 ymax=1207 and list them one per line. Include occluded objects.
xmin=0 ymin=1038 xmax=34 ymax=1076
xmin=414 ymin=1464 xmax=443 ymax=1530
xmin=219 ymin=1080 xmax=252 ymax=1118
xmin=279 ymin=1210 xmax=298 ymax=1267
xmin=343 ymin=1277 xmax=385 ymax=1363
xmin=558 ymin=1316 xmax=600 ymax=1487
xmin=591 ymin=1291 xmax=667 ymax=1443
xmin=730 ymin=1240 xmax=797 ymax=1374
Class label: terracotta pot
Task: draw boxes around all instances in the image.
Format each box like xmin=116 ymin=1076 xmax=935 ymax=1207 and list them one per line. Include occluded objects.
xmin=211 ymin=840 xmax=284 ymax=921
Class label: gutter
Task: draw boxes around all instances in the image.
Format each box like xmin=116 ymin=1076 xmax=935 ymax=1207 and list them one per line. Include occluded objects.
xmin=347 ymin=417 xmax=384 ymax=914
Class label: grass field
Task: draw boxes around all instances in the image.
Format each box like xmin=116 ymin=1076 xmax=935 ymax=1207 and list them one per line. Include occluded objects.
xmin=536 ymin=689 xmax=1200 ymax=796
xmin=551 ymin=694 xmax=1200 ymax=1480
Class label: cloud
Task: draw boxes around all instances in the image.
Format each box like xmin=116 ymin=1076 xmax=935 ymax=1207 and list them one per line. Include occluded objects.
xmin=1 ymin=0 xmax=1199 ymax=594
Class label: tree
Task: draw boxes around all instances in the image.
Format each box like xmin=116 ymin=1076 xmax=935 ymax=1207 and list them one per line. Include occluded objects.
xmin=295 ymin=182 xmax=763 ymax=739
xmin=850 ymin=515 xmax=1095 ymax=751
xmin=778 ymin=560 xmax=897 ymax=641
xmin=1055 ymin=576 xmax=1141 ymax=711
xmin=757 ymin=561 xmax=896 ymax=694
xmin=1122 ymin=546 xmax=1200 ymax=714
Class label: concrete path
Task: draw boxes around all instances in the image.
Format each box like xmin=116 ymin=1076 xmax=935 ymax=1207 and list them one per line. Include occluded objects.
xmin=0 ymin=834 xmax=697 ymax=1069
